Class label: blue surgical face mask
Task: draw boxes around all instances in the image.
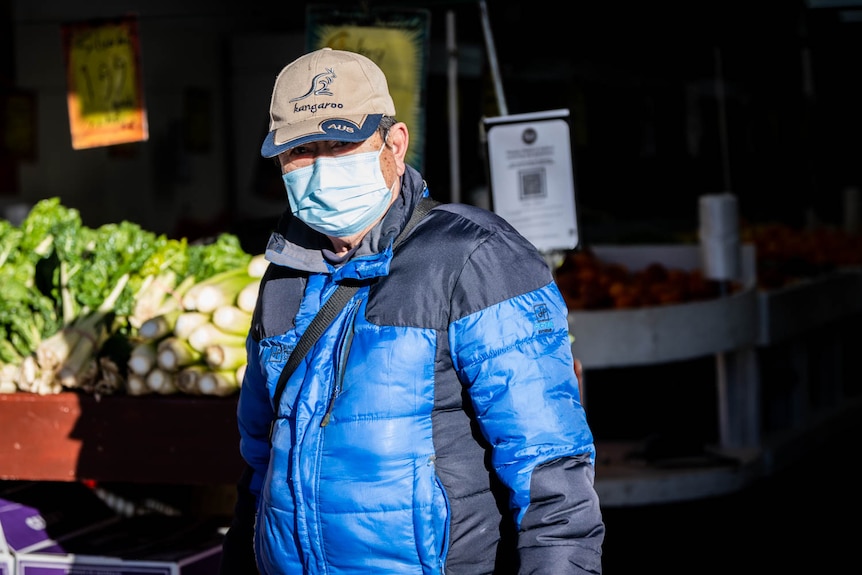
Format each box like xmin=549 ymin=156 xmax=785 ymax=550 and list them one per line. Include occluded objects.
xmin=282 ymin=145 xmax=394 ymax=238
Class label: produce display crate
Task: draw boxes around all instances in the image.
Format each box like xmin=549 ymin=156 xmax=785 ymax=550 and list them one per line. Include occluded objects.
xmin=570 ymin=287 xmax=758 ymax=369
xmin=0 ymin=394 xmax=245 ymax=485
xmin=756 ymin=267 xmax=862 ymax=346
xmin=571 ymin=244 xmax=761 ymax=506
xmin=575 ymin=245 xmax=862 ymax=506
xmin=754 ymin=266 xmax=862 ymax=448
xmin=569 ymin=244 xmax=758 ymax=369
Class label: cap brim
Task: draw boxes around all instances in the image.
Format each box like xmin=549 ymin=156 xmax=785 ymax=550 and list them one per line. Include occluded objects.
xmin=261 ymin=114 xmax=385 ymax=158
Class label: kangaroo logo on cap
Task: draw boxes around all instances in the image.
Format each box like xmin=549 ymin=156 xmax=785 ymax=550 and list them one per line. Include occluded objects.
xmin=290 ymin=68 xmax=337 ymax=102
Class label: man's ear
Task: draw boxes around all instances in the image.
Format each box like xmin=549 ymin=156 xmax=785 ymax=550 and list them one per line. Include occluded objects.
xmin=387 ymin=122 xmax=410 ymax=176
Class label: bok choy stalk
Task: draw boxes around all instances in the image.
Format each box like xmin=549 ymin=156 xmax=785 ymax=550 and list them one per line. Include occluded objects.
xmin=236 ymin=278 xmax=261 ymax=313
xmin=157 ymin=336 xmax=203 ymax=371
xmin=126 ymin=372 xmax=150 ymax=396
xmin=0 ymin=364 xmax=18 ymax=393
xmin=187 ymin=323 xmax=246 ymax=354
xmin=17 ymin=355 xmax=61 ymax=395
xmin=211 ymin=305 xmax=252 ymax=336
xmin=130 ymin=269 xmax=181 ymax=329
xmin=247 ymin=253 xmax=268 ymax=278
xmin=204 ymin=343 xmax=247 ymax=371
xmin=146 ymin=367 xmax=179 ymax=394
xmin=197 ymin=369 xmax=239 ymax=396
xmin=137 ymin=309 xmax=182 ymax=341
xmin=128 ymin=238 xmax=197 ymax=329
xmin=181 ymin=267 xmax=254 ymax=313
xmin=127 ymin=235 xmax=251 ymax=340
xmin=0 ymin=200 xmax=74 ymax=365
xmin=173 ymin=311 xmax=212 ymax=340
xmin=56 ymin=322 xmax=109 ymax=389
xmin=36 ymin=273 xmax=129 ymax=379
xmin=128 ymin=341 xmax=158 ymax=376
xmin=176 ymin=364 xmax=208 ymax=395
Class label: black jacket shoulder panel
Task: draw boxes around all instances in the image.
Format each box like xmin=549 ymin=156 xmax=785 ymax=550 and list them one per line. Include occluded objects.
xmin=366 ymin=202 xmax=553 ymax=329
xmin=250 ymin=263 xmax=308 ymax=341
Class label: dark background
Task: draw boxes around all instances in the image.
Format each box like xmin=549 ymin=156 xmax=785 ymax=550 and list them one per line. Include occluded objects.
xmin=5 ymin=0 xmax=861 ymax=243
xmin=272 ymin=1 xmax=862 ymax=235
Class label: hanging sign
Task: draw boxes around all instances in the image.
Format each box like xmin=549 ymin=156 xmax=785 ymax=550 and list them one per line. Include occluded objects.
xmin=306 ymin=7 xmax=430 ymax=171
xmin=484 ymin=109 xmax=579 ymax=253
xmin=61 ymin=16 xmax=149 ymax=150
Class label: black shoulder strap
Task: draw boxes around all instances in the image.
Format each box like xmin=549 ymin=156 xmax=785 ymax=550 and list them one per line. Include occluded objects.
xmin=269 ymin=197 xmax=440 ymax=438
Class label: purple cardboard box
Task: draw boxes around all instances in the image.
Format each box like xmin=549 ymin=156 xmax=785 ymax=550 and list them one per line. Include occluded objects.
xmin=16 ymin=515 xmax=225 ymax=575
xmin=0 ymin=482 xmax=119 ymax=555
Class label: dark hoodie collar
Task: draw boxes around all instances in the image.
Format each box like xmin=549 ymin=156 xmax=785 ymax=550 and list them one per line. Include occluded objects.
xmin=265 ymin=165 xmax=429 ymax=273
xmin=357 ymin=164 xmax=427 ymax=257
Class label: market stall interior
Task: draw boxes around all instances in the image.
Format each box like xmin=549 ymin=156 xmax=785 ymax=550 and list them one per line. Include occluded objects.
xmin=1 ymin=0 xmax=861 ymax=572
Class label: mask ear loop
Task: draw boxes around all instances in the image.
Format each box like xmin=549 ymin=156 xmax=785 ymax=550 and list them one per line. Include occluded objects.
xmin=380 ymin=122 xmax=392 ymax=150
xmin=377 ymin=131 xmax=390 ymax=157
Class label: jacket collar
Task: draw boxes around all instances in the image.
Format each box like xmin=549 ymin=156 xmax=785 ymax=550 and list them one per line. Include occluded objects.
xmin=264 ymin=165 xmax=429 ymax=278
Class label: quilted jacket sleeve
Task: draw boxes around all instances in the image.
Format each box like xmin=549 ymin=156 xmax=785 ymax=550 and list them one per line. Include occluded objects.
xmin=448 ymin=229 xmax=604 ymax=573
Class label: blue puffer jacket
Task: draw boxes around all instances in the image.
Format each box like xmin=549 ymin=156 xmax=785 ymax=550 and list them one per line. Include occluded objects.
xmin=237 ymin=165 xmax=604 ymax=574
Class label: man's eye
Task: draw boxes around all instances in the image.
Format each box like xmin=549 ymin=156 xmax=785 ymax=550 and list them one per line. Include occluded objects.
xmin=329 ymin=142 xmax=352 ymax=154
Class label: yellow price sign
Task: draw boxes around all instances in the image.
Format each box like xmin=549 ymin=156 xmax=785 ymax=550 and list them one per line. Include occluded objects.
xmin=62 ymin=17 xmax=148 ymax=150
xmin=308 ymin=8 xmax=430 ymax=171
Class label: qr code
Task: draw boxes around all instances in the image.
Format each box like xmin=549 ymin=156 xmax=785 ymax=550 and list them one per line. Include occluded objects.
xmin=519 ymin=168 xmax=546 ymax=199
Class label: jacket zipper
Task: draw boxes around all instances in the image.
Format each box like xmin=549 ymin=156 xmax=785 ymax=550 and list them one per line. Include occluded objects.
xmin=320 ymin=296 xmax=361 ymax=426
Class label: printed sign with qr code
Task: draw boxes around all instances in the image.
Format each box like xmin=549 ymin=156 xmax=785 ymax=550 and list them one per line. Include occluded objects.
xmin=485 ymin=110 xmax=578 ymax=252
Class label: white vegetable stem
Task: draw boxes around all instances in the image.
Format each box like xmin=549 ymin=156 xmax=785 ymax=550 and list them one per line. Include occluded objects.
xmin=146 ymin=367 xmax=178 ymax=394
xmin=205 ymin=343 xmax=247 ymax=371
xmin=212 ymin=305 xmax=252 ymax=335
xmin=57 ymin=323 xmax=109 ymax=388
xmin=157 ymin=336 xmax=203 ymax=371
xmin=130 ymin=269 xmax=178 ymax=329
xmin=173 ymin=311 xmax=212 ymax=340
xmin=128 ymin=342 xmax=157 ymax=375
xmin=36 ymin=271 xmax=129 ymax=382
xmin=236 ymin=278 xmax=261 ymax=313
xmin=197 ymin=369 xmax=239 ymax=396
xmin=181 ymin=268 xmax=252 ymax=313
xmin=138 ymin=309 xmax=181 ymax=341
xmin=126 ymin=373 xmax=151 ymax=396
xmin=177 ymin=365 xmax=207 ymax=395
xmin=247 ymin=254 xmax=268 ymax=278
xmin=188 ymin=323 xmax=246 ymax=354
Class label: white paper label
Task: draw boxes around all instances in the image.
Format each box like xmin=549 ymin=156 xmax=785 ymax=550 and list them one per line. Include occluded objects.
xmin=486 ymin=114 xmax=578 ymax=252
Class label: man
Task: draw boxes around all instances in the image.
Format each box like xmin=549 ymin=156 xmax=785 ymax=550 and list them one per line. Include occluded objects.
xmin=221 ymin=47 xmax=604 ymax=574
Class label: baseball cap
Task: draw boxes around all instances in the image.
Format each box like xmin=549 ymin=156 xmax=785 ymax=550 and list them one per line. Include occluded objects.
xmin=261 ymin=47 xmax=397 ymax=158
